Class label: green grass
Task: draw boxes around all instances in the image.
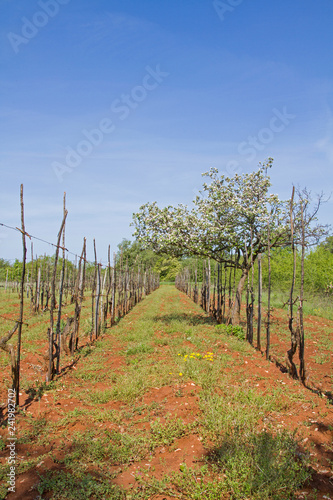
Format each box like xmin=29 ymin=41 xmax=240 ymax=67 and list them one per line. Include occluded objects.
xmin=134 ymin=438 xmax=310 ymax=500
xmin=123 ymin=343 xmax=154 ymax=356
xmin=261 ymin=289 xmax=333 ymax=321
xmin=62 ymin=429 xmax=148 ymax=467
xmin=206 ymin=430 xmax=310 ymax=500
xmin=17 ymin=412 xmax=66 ymax=448
xmin=215 ymin=323 xmax=246 ymax=339
xmin=37 ymin=470 xmax=125 ymax=499
xmin=149 ymin=416 xmax=197 ymax=448
xmin=313 ymin=353 xmax=331 ymax=365
xmin=0 ymin=285 xmax=319 ymax=499
xmin=199 ymin=383 xmax=290 ymax=443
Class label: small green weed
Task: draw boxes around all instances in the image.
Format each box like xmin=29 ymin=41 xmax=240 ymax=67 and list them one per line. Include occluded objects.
xmin=19 ymin=416 xmax=50 ymax=445
xmin=215 ymin=323 xmax=245 ymax=340
xmin=208 ymin=430 xmax=311 ymax=499
xmin=135 ymin=464 xmax=225 ymax=499
xmin=314 ymin=353 xmax=331 ymax=365
xmin=124 ymin=343 xmax=154 ymax=356
xmin=0 ymin=484 xmax=7 ymax=499
xmin=82 ymin=389 xmax=113 ymax=404
xmin=150 ymin=416 xmax=195 ymax=448
xmin=62 ymin=429 xmax=149 ymax=468
xmin=37 ymin=470 xmax=125 ymax=499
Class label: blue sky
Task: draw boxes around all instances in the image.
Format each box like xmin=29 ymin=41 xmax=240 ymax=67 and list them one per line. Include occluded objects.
xmin=1 ymin=0 xmax=332 ymax=263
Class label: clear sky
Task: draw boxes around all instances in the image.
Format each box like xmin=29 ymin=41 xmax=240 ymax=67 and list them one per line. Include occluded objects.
xmin=1 ymin=0 xmax=332 ymax=263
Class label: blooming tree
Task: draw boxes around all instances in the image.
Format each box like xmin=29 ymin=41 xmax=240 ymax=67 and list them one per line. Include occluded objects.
xmin=132 ymin=159 xmax=326 ymax=324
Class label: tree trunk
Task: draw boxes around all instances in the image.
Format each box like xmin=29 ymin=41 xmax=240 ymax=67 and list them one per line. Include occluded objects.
xmin=230 ymin=268 xmax=248 ymax=325
xmin=287 ymin=186 xmax=299 ymax=379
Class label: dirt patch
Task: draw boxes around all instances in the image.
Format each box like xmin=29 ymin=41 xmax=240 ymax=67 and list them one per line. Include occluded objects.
xmin=0 ymin=287 xmax=333 ymax=499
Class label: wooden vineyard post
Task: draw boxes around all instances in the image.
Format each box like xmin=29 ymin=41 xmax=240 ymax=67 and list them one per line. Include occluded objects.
xmin=91 ymin=241 xmax=97 ymax=341
xmin=137 ymin=264 xmax=141 ymax=304
xmin=228 ymin=255 xmax=233 ymax=320
xmin=194 ymin=266 xmax=198 ymax=304
xmin=246 ymin=269 xmax=250 ymax=341
xmin=95 ymin=261 xmax=101 ymax=337
xmin=246 ymin=230 xmax=255 ymax=345
xmin=40 ymin=257 xmax=44 ymax=311
xmin=99 ymin=266 xmax=105 ymax=328
xmin=48 ymin=208 xmax=68 ymax=382
xmin=212 ymin=263 xmax=217 ymax=320
xmin=104 ymin=245 xmax=111 ymax=326
xmin=216 ymin=263 xmax=221 ymax=323
xmin=36 ymin=265 xmax=41 ymax=313
xmin=0 ymin=323 xmax=19 ymax=400
xmin=45 ymin=257 xmax=50 ymax=311
xmin=26 ymin=269 xmax=29 ymax=298
xmin=118 ymin=252 xmax=124 ymax=317
xmin=71 ymin=238 xmax=86 ymax=355
xmin=30 ymin=243 xmax=34 ymax=312
xmin=222 ymin=262 xmax=227 ymax=322
xmin=245 ymin=242 xmax=251 ymax=343
xmin=55 ymin=192 xmax=66 ymax=374
xmin=111 ymin=253 xmax=116 ymax=326
xmin=207 ymin=259 xmax=211 ymax=314
xmin=124 ymin=261 xmax=128 ymax=315
xmin=266 ymin=218 xmax=271 ymax=360
xmin=200 ymin=261 xmax=205 ymax=310
xmin=15 ymin=184 xmax=27 ymax=405
xmin=34 ymin=258 xmax=39 ymax=312
xmin=257 ymin=253 xmax=262 ymax=351
xmin=298 ymin=199 xmax=306 ymax=383
xmin=93 ymin=240 xmax=101 ymax=340
xmin=189 ymin=268 xmax=192 ymax=300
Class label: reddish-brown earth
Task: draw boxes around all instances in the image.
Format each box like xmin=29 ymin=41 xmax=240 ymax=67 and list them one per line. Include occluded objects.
xmin=0 ymin=286 xmax=332 ymax=499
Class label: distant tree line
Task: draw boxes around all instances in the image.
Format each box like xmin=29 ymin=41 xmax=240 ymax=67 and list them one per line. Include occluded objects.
xmin=3 ymin=236 xmax=332 ymax=296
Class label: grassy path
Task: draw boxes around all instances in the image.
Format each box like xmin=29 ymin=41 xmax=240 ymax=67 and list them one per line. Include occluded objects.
xmin=0 ymin=285 xmax=332 ymax=499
